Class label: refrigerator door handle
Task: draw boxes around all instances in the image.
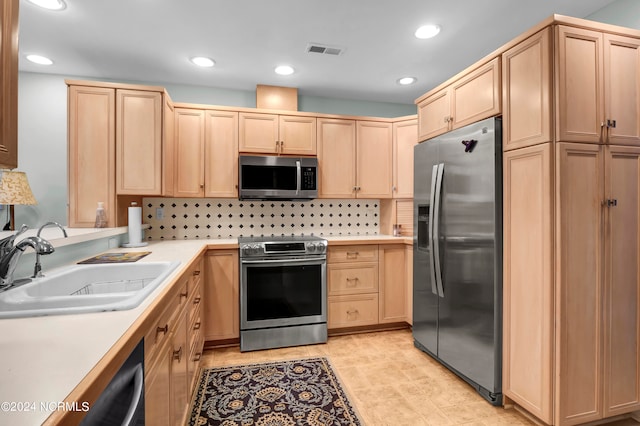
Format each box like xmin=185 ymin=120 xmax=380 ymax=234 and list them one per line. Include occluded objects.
xmin=433 ymin=163 xmax=445 ymax=297
xmin=428 ymin=164 xmax=439 ymax=296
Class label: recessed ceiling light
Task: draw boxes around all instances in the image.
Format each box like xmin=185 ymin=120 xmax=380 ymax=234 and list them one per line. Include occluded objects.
xmin=415 ymin=24 xmax=441 ymax=39
xmin=275 ymin=65 xmax=295 ymax=76
xmin=26 ymin=54 xmax=53 ymax=65
xmin=26 ymin=0 xmax=66 ymax=11
xmin=397 ymin=77 xmax=417 ymax=86
xmin=190 ymin=57 xmax=215 ymax=67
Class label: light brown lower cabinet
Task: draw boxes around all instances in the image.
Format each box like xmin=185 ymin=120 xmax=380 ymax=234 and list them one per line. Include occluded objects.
xmin=327 ymin=244 xmax=408 ymax=330
xmin=145 ymin=258 xmax=204 ymax=425
xmin=503 ymin=142 xmax=640 ymax=425
xmin=204 ymin=249 xmax=239 ymax=341
xmin=379 ymin=244 xmax=407 ymax=324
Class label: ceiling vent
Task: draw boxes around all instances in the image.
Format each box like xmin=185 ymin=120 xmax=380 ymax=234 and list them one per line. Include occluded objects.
xmin=306 ymin=43 xmax=344 ymax=56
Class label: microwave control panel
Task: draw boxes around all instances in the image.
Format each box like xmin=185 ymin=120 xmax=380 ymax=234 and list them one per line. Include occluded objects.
xmin=302 ymin=167 xmax=317 ymax=190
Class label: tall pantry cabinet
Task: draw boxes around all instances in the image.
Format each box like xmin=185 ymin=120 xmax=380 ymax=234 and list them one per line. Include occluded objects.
xmin=502 ymin=20 xmax=640 ymax=426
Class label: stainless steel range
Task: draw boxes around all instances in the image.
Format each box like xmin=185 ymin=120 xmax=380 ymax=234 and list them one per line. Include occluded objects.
xmin=239 ymin=235 xmax=328 ymax=352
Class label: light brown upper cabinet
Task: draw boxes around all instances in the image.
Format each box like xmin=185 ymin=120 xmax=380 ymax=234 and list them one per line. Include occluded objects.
xmin=356 ymin=121 xmax=393 ymax=198
xmin=68 ymin=85 xmax=116 ymax=227
xmin=162 ymin=96 xmax=175 ymax=197
xmin=318 ymin=119 xmax=392 ymax=199
xmin=0 ymin=0 xmax=18 ymax=169
xmin=174 ymin=108 xmax=239 ymax=198
xmin=392 ymin=118 xmax=417 ymax=198
xmin=502 ymin=28 xmax=553 ymax=151
xmin=116 ymin=90 xmax=163 ymax=195
xmin=174 ymin=108 xmax=205 ymax=198
xmin=556 ymin=26 xmax=640 ymax=145
xmin=417 ymin=57 xmax=501 ymax=142
xmin=317 ymin=118 xmax=356 ymax=198
xmin=239 ymin=112 xmax=316 ymax=155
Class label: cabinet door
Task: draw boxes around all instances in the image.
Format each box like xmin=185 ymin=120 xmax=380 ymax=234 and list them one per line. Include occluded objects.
xmin=239 ymin=112 xmax=279 ymax=153
xmin=502 ymin=143 xmax=554 ymax=424
xmin=174 ymin=108 xmax=205 ymax=197
xmin=0 ymin=0 xmax=18 ymax=169
xmin=556 ymin=26 xmax=604 ymax=144
xmin=171 ymin=308 xmax=190 ymax=426
xmin=356 ymin=121 xmax=392 ymax=198
xmin=68 ymin=86 xmax=116 ymax=227
xmin=502 ymin=28 xmax=553 ymax=151
xmin=604 ymin=34 xmax=640 ymax=146
xmin=279 ymin=115 xmax=317 ymax=155
xmin=317 ymin=118 xmax=356 ymax=198
xmin=417 ymin=88 xmax=450 ymax=141
xmin=556 ymin=143 xmax=604 ymax=426
xmin=393 ymin=119 xmax=417 ymax=198
xmin=378 ymin=245 xmax=407 ymax=323
xmin=450 ymin=57 xmax=501 ymax=130
xmin=204 ymin=250 xmax=239 ymax=341
xmin=144 ymin=338 xmax=172 ymax=426
xmin=204 ymin=110 xmax=238 ymax=197
xmin=116 ymin=90 xmax=163 ymax=195
xmin=603 ymin=145 xmax=640 ymax=417
xmin=162 ymin=94 xmax=175 ymax=196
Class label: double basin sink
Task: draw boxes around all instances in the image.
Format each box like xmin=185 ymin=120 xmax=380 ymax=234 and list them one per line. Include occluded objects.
xmin=0 ymin=261 xmax=180 ymax=319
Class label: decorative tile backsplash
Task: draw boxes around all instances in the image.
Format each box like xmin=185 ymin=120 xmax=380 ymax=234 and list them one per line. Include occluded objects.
xmin=142 ymin=198 xmax=379 ymax=240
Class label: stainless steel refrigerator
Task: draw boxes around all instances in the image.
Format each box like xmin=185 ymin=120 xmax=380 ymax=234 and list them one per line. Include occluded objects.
xmin=413 ymin=116 xmax=502 ymax=405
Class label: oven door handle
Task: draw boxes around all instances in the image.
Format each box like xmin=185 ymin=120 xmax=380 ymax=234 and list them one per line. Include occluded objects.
xmin=241 ymin=257 xmax=326 ymax=264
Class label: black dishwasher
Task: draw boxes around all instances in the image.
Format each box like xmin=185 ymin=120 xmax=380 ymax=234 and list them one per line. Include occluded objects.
xmin=80 ymin=339 xmax=145 ymax=425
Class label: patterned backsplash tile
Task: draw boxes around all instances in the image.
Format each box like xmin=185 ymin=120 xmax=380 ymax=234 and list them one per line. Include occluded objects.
xmin=142 ymin=198 xmax=379 ymax=240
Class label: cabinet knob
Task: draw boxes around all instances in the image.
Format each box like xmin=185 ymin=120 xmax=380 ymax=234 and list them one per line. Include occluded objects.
xmin=193 ymin=270 xmax=201 ymax=276
xmin=193 ymin=296 xmax=201 ymax=304
xmin=180 ymin=290 xmax=188 ymax=299
xmin=193 ymin=352 xmax=202 ymax=362
xmin=193 ymin=321 xmax=201 ymax=330
xmin=199 ymin=184 xmax=204 ymax=189
xmin=156 ymin=324 xmax=168 ymax=335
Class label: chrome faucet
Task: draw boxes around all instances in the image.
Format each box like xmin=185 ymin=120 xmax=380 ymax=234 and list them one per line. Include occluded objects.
xmin=0 ymin=236 xmax=55 ymax=290
xmin=33 ymin=222 xmax=67 ymax=278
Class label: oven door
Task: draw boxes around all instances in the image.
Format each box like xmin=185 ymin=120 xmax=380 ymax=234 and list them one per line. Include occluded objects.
xmin=240 ymin=256 xmax=326 ymax=331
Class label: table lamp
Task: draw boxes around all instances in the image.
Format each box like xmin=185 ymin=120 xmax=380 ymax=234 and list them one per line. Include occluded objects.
xmin=0 ymin=170 xmax=37 ymax=231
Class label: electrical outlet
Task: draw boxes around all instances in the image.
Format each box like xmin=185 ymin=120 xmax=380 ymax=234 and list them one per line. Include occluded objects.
xmin=156 ymin=207 xmax=164 ymax=220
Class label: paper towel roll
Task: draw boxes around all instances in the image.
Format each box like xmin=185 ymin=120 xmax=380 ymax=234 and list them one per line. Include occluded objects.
xmin=128 ymin=203 xmax=142 ymax=245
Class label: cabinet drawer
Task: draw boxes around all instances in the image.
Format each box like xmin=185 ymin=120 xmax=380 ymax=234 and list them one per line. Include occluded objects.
xmin=328 ymin=263 xmax=378 ymax=295
xmin=328 ymin=245 xmax=378 ymax=263
xmin=328 ymin=294 xmax=379 ymax=328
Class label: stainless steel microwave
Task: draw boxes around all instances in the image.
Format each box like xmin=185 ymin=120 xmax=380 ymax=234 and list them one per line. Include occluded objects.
xmin=239 ymin=155 xmax=318 ymax=200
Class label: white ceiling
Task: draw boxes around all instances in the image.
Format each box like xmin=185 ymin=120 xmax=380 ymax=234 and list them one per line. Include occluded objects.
xmin=18 ymin=0 xmax=618 ymax=105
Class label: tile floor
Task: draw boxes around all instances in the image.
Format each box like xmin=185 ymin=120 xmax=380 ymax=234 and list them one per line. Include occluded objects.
xmin=199 ymin=329 xmax=640 ymax=426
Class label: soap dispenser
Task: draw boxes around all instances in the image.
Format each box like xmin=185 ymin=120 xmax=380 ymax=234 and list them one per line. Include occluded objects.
xmin=94 ymin=202 xmax=107 ymax=228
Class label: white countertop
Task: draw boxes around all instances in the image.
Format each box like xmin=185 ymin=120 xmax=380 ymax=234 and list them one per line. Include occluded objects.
xmin=0 ymin=231 xmax=410 ymax=425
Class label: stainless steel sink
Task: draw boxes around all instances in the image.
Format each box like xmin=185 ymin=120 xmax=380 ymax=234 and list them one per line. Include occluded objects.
xmin=0 ymin=261 xmax=180 ymax=318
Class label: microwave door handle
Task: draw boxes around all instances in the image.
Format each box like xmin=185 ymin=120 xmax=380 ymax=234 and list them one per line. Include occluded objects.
xmin=296 ymin=160 xmax=301 ymax=195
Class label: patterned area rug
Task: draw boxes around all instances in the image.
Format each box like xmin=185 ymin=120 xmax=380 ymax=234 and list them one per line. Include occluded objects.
xmin=188 ymin=357 xmax=362 ymax=426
